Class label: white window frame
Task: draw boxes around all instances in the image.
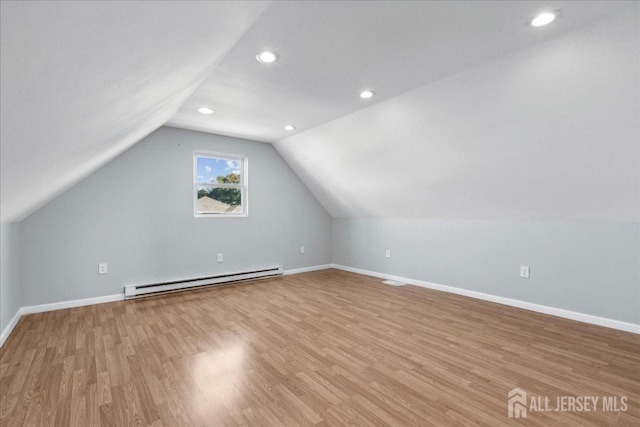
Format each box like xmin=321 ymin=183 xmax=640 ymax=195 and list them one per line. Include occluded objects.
xmin=193 ymin=151 xmax=248 ymax=218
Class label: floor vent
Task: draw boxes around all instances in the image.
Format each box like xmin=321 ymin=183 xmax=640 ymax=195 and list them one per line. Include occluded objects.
xmin=383 ymin=280 xmax=406 ymax=286
xmin=124 ymin=266 xmax=283 ymax=299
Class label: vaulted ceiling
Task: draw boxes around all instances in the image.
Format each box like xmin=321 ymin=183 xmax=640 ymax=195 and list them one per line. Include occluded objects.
xmin=1 ymin=1 xmax=637 ymax=223
xmin=0 ymin=1 xmax=269 ymax=222
xmin=275 ymin=9 xmax=639 ymax=222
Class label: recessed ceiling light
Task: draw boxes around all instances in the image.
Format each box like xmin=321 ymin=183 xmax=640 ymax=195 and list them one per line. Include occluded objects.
xmin=197 ymin=107 xmax=214 ymax=115
xmin=360 ymin=90 xmax=375 ymax=99
xmin=256 ymin=50 xmax=278 ymax=63
xmin=284 ymin=125 xmax=295 ymax=131
xmin=531 ymin=12 xmax=556 ymax=27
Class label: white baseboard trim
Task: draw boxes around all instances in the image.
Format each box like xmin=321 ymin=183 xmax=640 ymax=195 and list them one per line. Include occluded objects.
xmin=283 ymin=264 xmax=332 ymax=276
xmin=0 ymin=308 xmax=23 ymax=347
xmin=1 ymin=293 xmax=125 ymax=348
xmin=1 ymin=266 xmax=334 ymax=347
xmin=21 ymin=294 xmax=125 ymax=315
xmin=5 ymin=263 xmax=634 ymax=348
xmin=330 ymin=264 xmax=640 ymax=334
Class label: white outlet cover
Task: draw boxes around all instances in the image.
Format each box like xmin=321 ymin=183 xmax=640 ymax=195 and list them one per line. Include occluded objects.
xmin=385 ymin=249 xmax=391 ymax=258
xmin=300 ymin=246 xmax=305 ymax=254
xmin=520 ymin=266 xmax=530 ymax=279
xmin=217 ymin=253 xmax=223 ymax=262
xmin=98 ymin=263 xmax=108 ymax=274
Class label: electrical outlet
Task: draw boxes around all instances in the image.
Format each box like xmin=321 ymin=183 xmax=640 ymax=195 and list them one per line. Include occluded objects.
xmin=385 ymin=249 xmax=391 ymax=259
xmin=300 ymin=246 xmax=305 ymax=254
xmin=217 ymin=253 xmax=223 ymax=263
xmin=98 ymin=263 xmax=108 ymax=274
xmin=520 ymin=266 xmax=530 ymax=279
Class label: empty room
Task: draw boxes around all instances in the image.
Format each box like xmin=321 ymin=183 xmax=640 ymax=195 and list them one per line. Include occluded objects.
xmin=1 ymin=1 xmax=638 ymax=426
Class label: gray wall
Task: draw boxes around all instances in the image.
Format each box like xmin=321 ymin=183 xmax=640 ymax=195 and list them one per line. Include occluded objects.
xmin=20 ymin=127 xmax=331 ymax=306
xmin=332 ymin=218 xmax=639 ymax=324
xmin=5 ymin=126 xmax=639 ymax=327
xmin=1 ymin=222 xmax=22 ymax=335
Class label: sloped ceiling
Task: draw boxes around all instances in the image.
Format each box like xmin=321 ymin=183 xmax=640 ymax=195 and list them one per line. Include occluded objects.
xmin=0 ymin=1 xmax=269 ymax=222
xmin=167 ymin=0 xmax=631 ymax=142
xmin=2 ymin=1 xmax=637 ymax=223
xmin=274 ymin=9 xmax=640 ymax=222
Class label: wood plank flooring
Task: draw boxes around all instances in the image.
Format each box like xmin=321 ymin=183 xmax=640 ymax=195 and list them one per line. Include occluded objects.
xmin=1 ymin=269 xmax=638 ymax=426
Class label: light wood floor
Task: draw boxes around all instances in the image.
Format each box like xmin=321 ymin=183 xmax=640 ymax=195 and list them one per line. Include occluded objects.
xmin=1 ymin=269 xmax=638 ymax=426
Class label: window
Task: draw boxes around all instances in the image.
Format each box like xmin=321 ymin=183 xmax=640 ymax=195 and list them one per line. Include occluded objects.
xmin=194 ymin=152 xmax=247 ymax=217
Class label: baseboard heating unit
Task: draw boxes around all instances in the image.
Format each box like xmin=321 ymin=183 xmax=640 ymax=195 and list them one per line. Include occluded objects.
xmin=124 ymin=266 xmax=283 ymax=299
